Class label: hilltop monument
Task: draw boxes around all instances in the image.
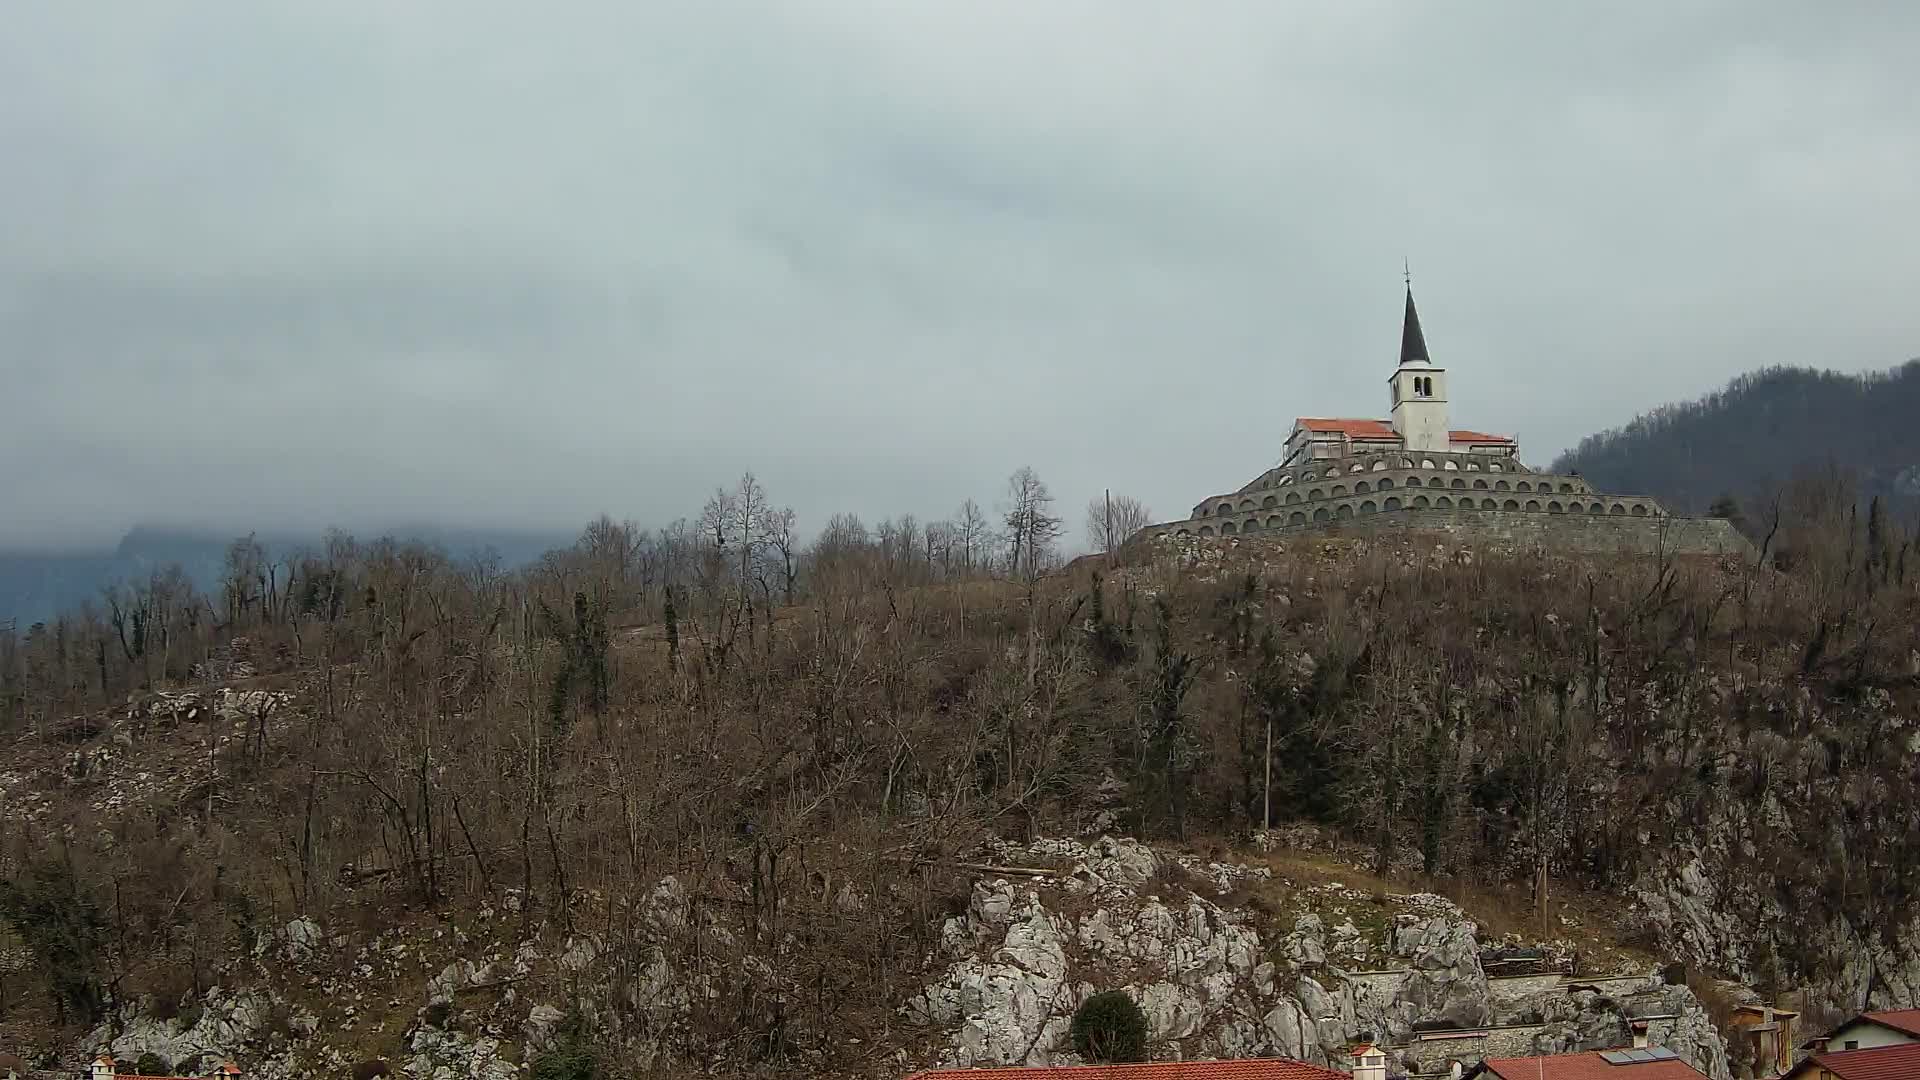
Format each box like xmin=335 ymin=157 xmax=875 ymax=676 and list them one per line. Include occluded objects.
xmin=1136 ymin=283 xmax=1749 ymax=556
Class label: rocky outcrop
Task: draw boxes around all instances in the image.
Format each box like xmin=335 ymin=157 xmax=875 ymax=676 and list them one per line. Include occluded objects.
xmin=908 ymin=837 xmax=1733 ymax=1079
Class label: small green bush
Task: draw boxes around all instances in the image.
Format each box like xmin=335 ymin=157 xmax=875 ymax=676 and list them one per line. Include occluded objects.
xmin=531 ymin=1012 xmax=599 ymax=1080
xmin=134 ymin=1054 xmax=172 ymax=1077
xmin=1071 ymin=990 xmax=1148 ymax=1064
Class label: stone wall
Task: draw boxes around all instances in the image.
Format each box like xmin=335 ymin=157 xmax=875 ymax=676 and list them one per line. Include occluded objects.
xmin=1140 ymin=507 xmax=1750 ymax=558
xmin=1312 ymin=508 xmax=1752 ymax=557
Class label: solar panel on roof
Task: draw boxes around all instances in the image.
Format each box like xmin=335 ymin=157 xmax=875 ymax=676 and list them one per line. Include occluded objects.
xmin=1599 ymin=1051 xmax=1632 ymax=1064
xmin=1646 ymin=1047 xmax=1678 ymax=1060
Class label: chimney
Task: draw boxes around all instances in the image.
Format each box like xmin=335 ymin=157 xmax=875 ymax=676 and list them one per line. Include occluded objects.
xmin=91 ymin=1057 xmax=117 ymax=1080
xmin=1351 ymin=1043 xmax=1387 ymax=1080
xmin=1632 ymin=1020 xmax=1651 ymax=1050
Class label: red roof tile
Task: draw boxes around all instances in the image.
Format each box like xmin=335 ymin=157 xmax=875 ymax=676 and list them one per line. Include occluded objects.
xmin=905 ymin=1059 xmax=1347 ymax=1080
xmin=1862 ymin=1008 xmax=1920 ymax=1037
xmin=1480 ymin=1051 xmax=1708 ymax=1080
xmin=1296 ymin=418 xmax=1399 ymax=439
xmin=1448 ymin=429 xmax=1514 ymax=444
xmin=1799 ymin=1042 xmax=1920 ymax=1080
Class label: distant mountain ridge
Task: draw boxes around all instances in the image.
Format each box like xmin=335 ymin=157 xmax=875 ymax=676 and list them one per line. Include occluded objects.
xmin=1550 ymin=360 xmax=1920 ymax=516
xmin=0 ymin=524 xmax=572 ymax=626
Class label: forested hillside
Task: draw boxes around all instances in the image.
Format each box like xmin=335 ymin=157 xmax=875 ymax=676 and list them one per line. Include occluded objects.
xmin=1551 ymin=361 xmax=1920 ymax=516
xmin=0 ymin=526 xmax=571 ymax=627
xmin=3 ymin=468 xmax=1919 ymax=1077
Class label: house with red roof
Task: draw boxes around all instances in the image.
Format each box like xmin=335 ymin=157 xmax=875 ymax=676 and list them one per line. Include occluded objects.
xmin=901 ymin=1058 xmax=1351 ymax=1080
xmin=1781 ymin=1040 xmax=1920 ymax=1080
xmin=87 ymin=1057 xmax=243 ymax=1080
xmin=1803 ymin=1008 xmax=1920 ymax=1054
xmin=1462 ymin=1048 xmax=1709 ymax=1080
xmin=1127 ymin=282 xmax=1746 ymax=557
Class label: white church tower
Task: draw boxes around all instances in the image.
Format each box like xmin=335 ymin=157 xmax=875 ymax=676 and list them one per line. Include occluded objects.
xmin=1388 ymin=284 xmax=1450 ymax=454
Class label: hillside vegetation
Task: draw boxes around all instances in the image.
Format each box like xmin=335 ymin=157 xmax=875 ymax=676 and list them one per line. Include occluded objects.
xmin=2 ymin=471 xmax=1919 ymax=1076
xmin=1551 ymin=360 xmax=1920 ymax=516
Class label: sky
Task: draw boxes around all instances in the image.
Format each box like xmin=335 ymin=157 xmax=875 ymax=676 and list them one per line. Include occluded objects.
xmin=4 ymin=2 xmax=1918 ymax=551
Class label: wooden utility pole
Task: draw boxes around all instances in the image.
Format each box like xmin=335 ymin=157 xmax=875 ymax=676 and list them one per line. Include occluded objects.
xmin=1262 ymin=710 xmax=1273 ymax=833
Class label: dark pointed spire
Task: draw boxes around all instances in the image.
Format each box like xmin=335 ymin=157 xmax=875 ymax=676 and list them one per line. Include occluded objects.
xmin=1399 ymin=284 xmax=1430 ymax=366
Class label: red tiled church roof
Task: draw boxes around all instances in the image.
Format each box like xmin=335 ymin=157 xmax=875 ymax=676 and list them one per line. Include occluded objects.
xmin=1293 ymin=418 xmax=1514 ymax=445
xmin=1296 ymin=418 xmax=1399 ymax=439
xmin=1794 ymin=1042 xmax=1920 ymax=1080
xmin=905 ymin=1059 xmax=1347 ymax=1080
xmin=1478 ymin=1051 xmax=1707 ymax=1080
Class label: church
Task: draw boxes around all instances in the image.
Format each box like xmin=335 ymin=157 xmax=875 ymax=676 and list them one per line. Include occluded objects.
xmin=1135 ymin=287 xmax=1748 ymax=555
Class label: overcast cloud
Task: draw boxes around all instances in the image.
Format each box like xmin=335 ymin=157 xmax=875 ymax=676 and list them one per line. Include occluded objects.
xmin=4 ymin=2 xmax=1918 ymax=549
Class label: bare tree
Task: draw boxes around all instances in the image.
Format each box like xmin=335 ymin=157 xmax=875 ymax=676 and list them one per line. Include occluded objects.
xmin=955 ymin=499 xmax=991 ymax=576
xmin=1002 ymin=467 xmax=1063 ymax=584
xmin=760 ymin=506 xmax=800 ymax=606
xmin=1084 ymin=493 xmax=1153 ymax=553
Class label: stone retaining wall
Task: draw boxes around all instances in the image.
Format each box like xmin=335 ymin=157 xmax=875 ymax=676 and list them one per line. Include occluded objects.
xmin=1317 ymin=508 xmax=1752 ymax=556
xmin=1142 ymin=507 xmax=1751 ymax=558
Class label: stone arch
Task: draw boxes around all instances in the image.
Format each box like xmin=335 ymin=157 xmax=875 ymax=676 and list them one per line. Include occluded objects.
xmin=1587 ymin=503 xmax=1603 ymax=514
xmin=1504 ymin=499 xmax=1520 ymax=510
xmin=1356 ymin=480 xmax=1371 ymax=493
xmin=1548 ymin=501 xmax=1564 ymax=513
xmin=1267 ymin=516 xmax=1285 ymax=528
xmin=1348 ymin=463 xmax=1365 ymax=473
xmin=1495 ymin=480 xmax=1510 ymax=491
xmin=1245 ymin=518 xmax=1260 ymax=532
xmin=1465 ymin=461 xmax=1480 ymax=471
xmin=1489 ymin=462 xmax=1504 ymax=472
xmin=1525 ymin=499 xmax=1542 ymax=512
xmin=1175 ymin=529 xmax=1191 ymax=538
xmin=1516 ymin=481 xmax=1532 ymax=492
xmin=1632 ymin=504 xmax=1649 ymax=516
xmin=1444 ymin=460 xmax=1459 ymax=470
xmin=1218 ymin=502 xmax=1234 ymax=515
xmin=1289 ymin=511 xmax=1307 ymax=526
xmin=1240 ymin=499 xmax=1255 ymax=510
xmin=1481 ymin=498 xmax=1497 ymax=510
xmin=1406 ymin=476 xmax=1422 ymax=487
xmin=1450 ymin=478 xmax=1467 ymax=489
xmin=1436 ymin=496 xmax=1454 ymax=508
xmin=1560 ymin=483 xmax=1575 ymax=493
xmin=1331 ymin=484 xmax=1347 ymax=496
xmin=1378 ymin=477 xmax=1395 ymax=490
xmin=1371 ymin=459 xmax=1388 ymax=471
xmin=1384 ymin=496 xmax=1402 ymax=510
xmin=1420 ymin=458 xmax=1436 ymax=469
xmin=1221 ymin=521 xmax=1237 ymax=535
xmin=1312 ymin=507 xmax=1331 ymax=522
xmin=1430 ymin=476 xmax=1447 ymax=488
xmin=1278 ymin=474 xmax=1293 ymax=486
xmin=1262 ymin=495 xmax=1278 ymax=508
xmin=1284 ymin=491 xmax=1301 ymax=505
xmin=1198 ymin=526 xmax=1214 ymax=537
xmin=1610 ymin=503 xmax=1626 ymax=515
xmin=1309 ymin=489 xmax=1323 ymax=501
xmin=1335 ymin=504 xmax=1354 ymax=519
xmin=1473 ymin=478 xmax=1489 ymax=489
xmin=1360 ymin=500 xmax=1377 ymax=514
xmin=1413 ymin=495 xmax=1430 ymax=508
